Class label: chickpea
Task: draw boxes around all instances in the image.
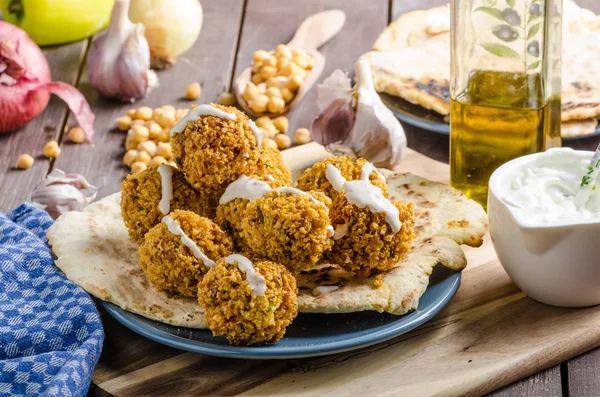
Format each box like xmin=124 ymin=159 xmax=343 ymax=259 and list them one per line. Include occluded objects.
xmin=43 ymin=140 xmax=61 ymax=159
xmin=135 ymin=106 xmax=153 ymax=121
xmin=148 ymin=156 xmax=167 ymax=167
xmin=157 ymin=110 xmax=176 ymax=129
xmin=260 ymin=66 xmax=277 ymax=80
xmin=15 ymin=154 xmax=34 ymax=170
xmin=267 ymin=77 xmax=286 ymax=89
xmin=257 ymin=83 xmax=268 ymax=95
xmin=267 ymin=96 xmax=285 ymax=114
xmin=279 ymin=62 xmax=294 ymax=77
xmin=243 ymin=82 xmax=259 ymax=102
xmin=185 ymin=82 xmax=201 ymax=100
xmin=275 ymin=44 xmax=292 ymax=59
xmin=152 ymin=107 xmax=164 ymax=123
xmin=67 ymin=127 xmax=85 ymax=143
xmin=135 ymin=150 xmax=152 ymax=165
xmin=263 ymin=55 xmax=277 ymax=68
xmin=276 ymin=57 xmax=290 ymax=72
xmin=161 ymin=105 xmax=175 ymax=113
xmin=116 ymin=116 xmax=132 ymax=131
xmin=137 ymin=140 xmax=157 ymax=156
xmin=123 ymin=150 xmax=138 ymax=167
xmin=175 ymin=108 xmax=188 ymax=122
xmin=306 ymin=56 xmax=316 ymax=69
xmin=295 ymin=128 xmax=311 ymax=144
xmin=293 ymin=55 xmax=309 ymax=70
xmin=262 ymin=138 xmax=278 ymax=150
xmin=156 ymin=142 xmax=173 ymax=159
xmin=275 ymin=133 xmax=291 ymax=150
xmin=131 ymin=119 xmax=145 ymax=126
xmin=127 ymin=109 xmax=137 ymax=118
xmin=218 ymin=92 xmax=236 ymax=106
xmin=255 ymin=116 xmax=272 ymax=128
xmin=131 ymin=162 xmax=147 ymax=174
xmin=292 ymin=48 xmax=307 ymax=58
xmin=253 ymin=50 xmax=270 ymax=63
xmin=280 ymin=87 xmax=294 ymax=103
xmin=157 ymin=128 xmax=171 ymax=142
xmin=266 ymin=87 xmax=282 ymax=98
xmin=287 ymin=74 xmax=304 ymax=92
xmin=167 ymin=160 xmax=178 ymax=168
xmin=252 ymin=61 xmax=263 ymax=74
xmin=249 ymin=95 xmax=269 ymax=113
xmin=146 ymin=121 xmax=163 ymax=140
xmin=251 ymin=73 xmax=264 ymax=85
xmin=260 ymin=123 xmax=278 ymax=139
xmin=125 ymin=136 xmax=139 ymax=151
xmin=131 ymin=124 xmax=150 ymax=142
xmin=273 ymin=116 xmax=289 ymax=133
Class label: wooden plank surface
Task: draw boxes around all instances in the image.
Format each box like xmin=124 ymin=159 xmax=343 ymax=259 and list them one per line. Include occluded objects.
xmin=0 ymin=41 xmax=88 ymax=212
xmin=53 ymin=0 xmax=246 ymax=201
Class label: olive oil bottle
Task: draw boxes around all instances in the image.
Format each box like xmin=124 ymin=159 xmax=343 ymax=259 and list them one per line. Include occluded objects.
xmin=450 ymin=0 xmax=562 ymax=208
xmin=450 ymin=71 xmax=561 ymax=205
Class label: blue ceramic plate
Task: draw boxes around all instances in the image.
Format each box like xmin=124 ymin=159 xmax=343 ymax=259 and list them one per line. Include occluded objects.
xmin=380 ymin=93 xmax=600 ymax=141
xmin=102 ymin=265 xmax=460 ymax=359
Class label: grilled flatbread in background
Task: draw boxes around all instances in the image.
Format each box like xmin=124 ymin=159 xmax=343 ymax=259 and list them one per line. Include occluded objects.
xmin=561 ymin=119 xmax=599 ymax=138
xmin=47 ymin=170 xmax=486 ymax=326
xmin=363 ymin=0 xmax=600 ymax=136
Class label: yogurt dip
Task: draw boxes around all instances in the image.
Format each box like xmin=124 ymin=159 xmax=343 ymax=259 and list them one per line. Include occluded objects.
xmin=488 ymin=148 xmax=600 ymax=307
xmin=500 ymin=148 xmax=600 ymax=226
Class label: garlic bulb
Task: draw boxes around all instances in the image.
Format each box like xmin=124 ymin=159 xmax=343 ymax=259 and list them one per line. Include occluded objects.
xmin=31 ymin=170 xmax=98 ymax=219
xmin=312 ymin=60 xmax=407 ymax=168
xmin=86 ymin=0 xmax=158 ymax=102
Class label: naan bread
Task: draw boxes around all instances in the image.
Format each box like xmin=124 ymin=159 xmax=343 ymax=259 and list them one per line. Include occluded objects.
xmin=47 ymin=173 xmax=486 ymax=326
xmin=365 ymin=0 xmax=600 ymax=125
xmin=561 ymin=119 xmax=599 ymax=138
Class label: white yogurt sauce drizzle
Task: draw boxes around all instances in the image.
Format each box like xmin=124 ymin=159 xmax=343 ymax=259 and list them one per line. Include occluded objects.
xmin=326 ymin=225 xmax=334 ymax=237
xmin=265 ymin=174 xmax=274 ymax=181
xmin=157 ymin=164 xmax=173 ymax=215
xmin=502 ymin=148 xmax=600 ymax=224
xmin=313 ymin=285 xmax=339 ymax=296
xmin=225 ymin=254 xmax=267 ymax=296
xmin=170 ymin=104 xmax=236 ymax=136
xmin=247 ymin=119 xmax=262 ymax=148
xmin=162 ymin=215 xmax=215 ymax=268
xmin=220 ymin=176 xmax=329 ymax=213
xmin=325 ymin=163 xmax=401 ymax=233
xmin=219 ymin=175 xmax=271 ymax=204
xmin=333 ymin=223 xmax=349 ymax=240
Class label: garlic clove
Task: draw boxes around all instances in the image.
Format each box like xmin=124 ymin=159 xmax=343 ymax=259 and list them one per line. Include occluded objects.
xmin=31 ymin=169 xmax=98 ymax=219
xmin=86 ymin=0 xmax=157 ymax=102
xmin=311 ymin=60 xmax=407 ymax=169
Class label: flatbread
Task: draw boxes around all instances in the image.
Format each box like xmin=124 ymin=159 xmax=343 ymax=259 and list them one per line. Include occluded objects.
xmin=47 ymin=172 xmax=486 ymax=326
xmin=561 ymin=119 xmax=599 ymax=138
xmin=365 ymin=0 xmax=600 ymax=124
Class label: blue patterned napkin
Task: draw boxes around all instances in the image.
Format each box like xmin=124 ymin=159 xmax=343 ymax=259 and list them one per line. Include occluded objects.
xmin=0 ymin=204 xmax=104 ymax=397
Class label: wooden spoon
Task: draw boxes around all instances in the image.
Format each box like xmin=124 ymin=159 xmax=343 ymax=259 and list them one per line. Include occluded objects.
xmin=234 ymin=10 xmax=346 ymax=118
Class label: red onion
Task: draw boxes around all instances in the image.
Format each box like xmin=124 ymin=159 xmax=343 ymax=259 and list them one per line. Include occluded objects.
xmin=0 ymin=21 xmax=95 ymax=140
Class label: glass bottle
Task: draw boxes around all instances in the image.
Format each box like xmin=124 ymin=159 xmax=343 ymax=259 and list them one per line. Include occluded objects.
xmin=450 ymin=0 xmax=562 ymax=207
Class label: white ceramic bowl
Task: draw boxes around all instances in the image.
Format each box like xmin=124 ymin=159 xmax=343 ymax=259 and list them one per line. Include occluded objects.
xmin=488 ymin=151 xmax=600 ymax=307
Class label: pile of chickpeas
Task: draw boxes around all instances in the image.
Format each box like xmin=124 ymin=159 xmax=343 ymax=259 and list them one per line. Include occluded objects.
xmin=243 ymin=44 xmax=314 ymax=115
xmin=116 ymin=106 xmax=186 ymax=174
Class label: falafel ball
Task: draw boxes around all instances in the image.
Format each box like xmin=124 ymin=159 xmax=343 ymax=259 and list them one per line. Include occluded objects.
xmin=296 ymin=156 xmax=388 ymax=201
xmin=171 ymin=104 xmax=262 ymax=197
xmin=139 ymin=210 xmax=233 ymax=297
xmin=121 ymin=165 xmax=214 ymax=243
xmin=240 ymin=190 xmax=333 ymax=272
xmin=327 ymin=198 xmax=416 ymax=277
xmin=198 ymin=255 xmax=298 ymax=345
xmin=257 ymin=145 xmax=291 ymax=188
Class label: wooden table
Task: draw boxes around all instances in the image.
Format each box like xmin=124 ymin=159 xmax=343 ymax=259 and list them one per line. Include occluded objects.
xmin=2 ymin=0 xmax=600 ymax=395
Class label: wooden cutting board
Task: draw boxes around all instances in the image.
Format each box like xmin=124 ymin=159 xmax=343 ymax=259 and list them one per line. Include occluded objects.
xmin=93 ymin=144 xmax=600 ymax=397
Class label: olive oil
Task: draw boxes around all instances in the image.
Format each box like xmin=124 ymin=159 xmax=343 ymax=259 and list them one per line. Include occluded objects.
xmin=450 ymin=70 xmax=561 ymax=207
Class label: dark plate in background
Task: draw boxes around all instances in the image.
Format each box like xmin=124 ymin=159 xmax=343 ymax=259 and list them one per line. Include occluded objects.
xmin=380 ymin=93 xmax=600 ymax=141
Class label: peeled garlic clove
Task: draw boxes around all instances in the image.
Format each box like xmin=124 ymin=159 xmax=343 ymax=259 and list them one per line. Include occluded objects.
xmin=31 ymin=169 xmax=98 ymax=219
xmin=86 ymin=0 xmax=157 ymax=102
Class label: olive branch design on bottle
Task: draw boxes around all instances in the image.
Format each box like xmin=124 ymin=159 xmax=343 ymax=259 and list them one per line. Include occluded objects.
xmin=474 ymin=0 xmax=543 ymax=70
